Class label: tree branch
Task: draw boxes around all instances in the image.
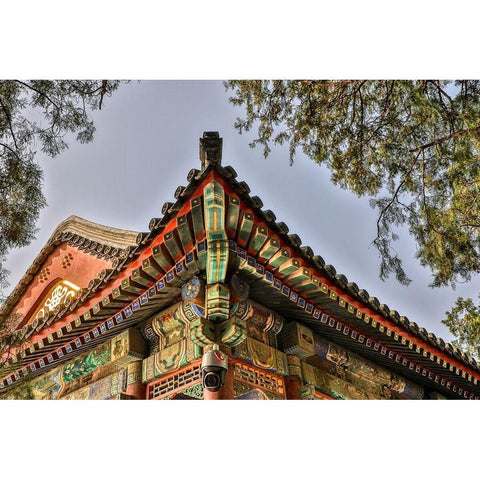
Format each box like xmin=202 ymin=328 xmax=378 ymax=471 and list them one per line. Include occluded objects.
xmin=374 ymin=151 xmax=422 ymax=245
xmin=14 ymin=80 xmax=60 ymax=110
xmin=409 ymin=125 xmax=480 ymax=153
xmin=0 ymin=97 xmax=18 ymax=150
xmin=98 ymin=80 xmax=108 ymax=110
xmin=0 ymin=142 xmax=21 ymax=160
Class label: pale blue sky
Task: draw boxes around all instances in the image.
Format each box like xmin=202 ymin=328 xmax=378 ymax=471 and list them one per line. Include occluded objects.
xmin=4 ymin=80 xmax=478 ymax=343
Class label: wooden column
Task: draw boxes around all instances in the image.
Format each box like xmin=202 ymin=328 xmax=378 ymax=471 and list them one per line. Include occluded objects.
xmin=125 ymin=361 xmax=146 ymax=399
xmin=285 ymin=376 xmax=302 ymax=399
xmin=285 ymin=355 xmax=302 ymax=399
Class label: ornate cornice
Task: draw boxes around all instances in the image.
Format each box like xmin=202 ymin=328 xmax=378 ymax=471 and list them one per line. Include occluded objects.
xmin=2 ymin=131 xmax=478 ymax=399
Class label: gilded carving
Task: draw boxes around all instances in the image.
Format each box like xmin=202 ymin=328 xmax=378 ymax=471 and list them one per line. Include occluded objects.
xmin=248 ymin=337 xmax=276 ymax=369
xmin=31 ymin=279 xmax=80 ymax=323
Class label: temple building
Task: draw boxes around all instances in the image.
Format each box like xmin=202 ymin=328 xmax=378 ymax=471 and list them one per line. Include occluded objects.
xmin=1 ymin=132 xmax=479 ymax=400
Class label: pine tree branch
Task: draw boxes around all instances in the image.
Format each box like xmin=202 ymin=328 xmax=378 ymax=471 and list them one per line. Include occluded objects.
xmin=374 ymin=151 xmax=422 ymax=246
xmin=0 ymin=97 xmax=18 ymax=150
xmin=98 ymin=80 xmax=108 ymax=110
xmin=0 ymin=142 xmax=21 ymax=160
xmin=427 ymin=79 xmax=452 ymax=102
xmin=14 ymin=80 xmax=60 ymax=109
xmin=409 ymin=126 xmax=480 ymax=153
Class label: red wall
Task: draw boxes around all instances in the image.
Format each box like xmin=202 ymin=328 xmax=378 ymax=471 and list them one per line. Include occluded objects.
xmin=13 ymin=243 xmax=113 ymax=326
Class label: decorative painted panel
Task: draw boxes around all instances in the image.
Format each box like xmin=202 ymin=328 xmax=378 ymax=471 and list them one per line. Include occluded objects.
xmin=30 ymin=368 xmax=64 ymax=400
xmin=301 ymin=362 xmax=377 ymax=400
xmin=142 ymin=300 xmax=205 ymax=352
xmin=60 ymin=363 xmax=121 ymax=398
xmin=233 ymin=380 xmax=283 ymax=400
xmin=231 ymin=358 xmax=286 ymax=398
xmin=311 ymin=332 xmax=423 ymax=399
xmin=281 ymin=322 xmax=424 ymax=400
xmin=24 ymin=328 xmax=145 ymax=399
xmin=62 ymin=343 xmax=111 ymax=383
xmin=203 ymin=179 xmax=229 ymax=285
xmin=142 ymin=337 xmax=201 ymax=383
xmin=226 ymin=299 xmax=284 ymax=347
xmin=110 ymin=328 xmax=147 ymax=367
xmin=232 ymin=337 xmax=289 ymax=376
xmin=278 ymin=321 xmax=315 ymax=358
xmin=61 ymin=369 xmax=127 ymax=400
xmin=126 ymin=361 xmax=143 ymax=387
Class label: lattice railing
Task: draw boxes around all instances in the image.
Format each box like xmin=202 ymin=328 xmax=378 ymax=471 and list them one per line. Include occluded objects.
xmin=147 ymin=360 xmax=202 ymax=400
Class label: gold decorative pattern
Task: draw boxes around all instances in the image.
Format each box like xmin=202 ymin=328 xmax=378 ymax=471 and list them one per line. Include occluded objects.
xmin=31 ymin=280 xmax=81 ymax=322
xmin=38 ymin=267 xmax=51 ymax=284
xmin=61 ymin=253 xmax=74 ymax=269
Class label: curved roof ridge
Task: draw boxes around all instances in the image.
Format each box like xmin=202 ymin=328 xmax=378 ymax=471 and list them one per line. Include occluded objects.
xmin=0 ymin=215 xmax=140 ymax=322
xmin=49 ymin=215 xmax=140 ymax=250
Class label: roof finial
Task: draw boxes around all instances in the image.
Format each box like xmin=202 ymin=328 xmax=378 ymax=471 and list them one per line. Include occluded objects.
xmin=199 ymin=131 xmax=222 ymax=170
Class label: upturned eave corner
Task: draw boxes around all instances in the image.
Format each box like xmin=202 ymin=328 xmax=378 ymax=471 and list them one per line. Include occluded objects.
xmin=2 ymin=131 xmax=480 ymax=400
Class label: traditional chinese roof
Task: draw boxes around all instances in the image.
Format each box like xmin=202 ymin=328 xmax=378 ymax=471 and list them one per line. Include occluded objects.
xmin=1 ymin=132 xmax=479 ymax=399
xmin=0 ymin=216 xmax=140 ymax=326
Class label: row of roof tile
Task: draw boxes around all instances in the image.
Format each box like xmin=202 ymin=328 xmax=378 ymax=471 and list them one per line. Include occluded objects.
xmin=2 ymin=132 xmax=477 ymax=376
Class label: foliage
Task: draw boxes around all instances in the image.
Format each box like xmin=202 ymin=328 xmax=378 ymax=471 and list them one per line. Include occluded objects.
xmin=0 ymin=80 xmax=121 ymax=394
xmin=0 ymin=80 xmax=121 ymax=293
xmin=0 ymin=309 xmax=34 ymax=398
xmin=226 ymin=80 xmax=480 ymax=353
xmin=443 ymin=296 xmax=480 ymax=359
